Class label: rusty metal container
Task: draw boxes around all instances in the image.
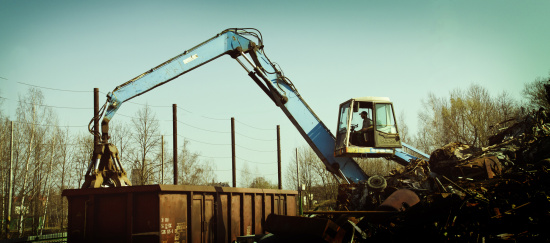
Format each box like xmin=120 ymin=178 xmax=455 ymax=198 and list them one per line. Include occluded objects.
xmin=62 ymin=185 xmax=298 ymax=243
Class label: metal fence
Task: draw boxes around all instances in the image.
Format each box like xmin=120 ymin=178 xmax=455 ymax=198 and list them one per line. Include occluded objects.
xmin=0 ymin=232 xmax=66 ymax=243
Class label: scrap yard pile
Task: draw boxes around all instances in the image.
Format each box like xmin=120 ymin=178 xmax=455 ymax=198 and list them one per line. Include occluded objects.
xmin=343 ymin=109 xmax=550 ymax=242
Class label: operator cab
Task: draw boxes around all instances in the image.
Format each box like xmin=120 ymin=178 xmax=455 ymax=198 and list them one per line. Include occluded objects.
xmin=334 ymin=97 xmax=401 ymax=157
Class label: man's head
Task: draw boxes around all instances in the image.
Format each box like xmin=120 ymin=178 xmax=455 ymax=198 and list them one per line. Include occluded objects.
xmin=360 ymin=111 xmax=368 ymax=118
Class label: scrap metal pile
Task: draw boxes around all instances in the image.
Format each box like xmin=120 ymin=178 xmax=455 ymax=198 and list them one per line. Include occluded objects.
xmin=336 ymin=108 xmax=550 ymax=242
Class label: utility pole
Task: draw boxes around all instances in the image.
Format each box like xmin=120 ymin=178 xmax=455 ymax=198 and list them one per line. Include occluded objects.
xmin=277 ymin=125 xmax=282 ymax=189
xmin=161 ymin=135 xmax=164 ymax=184
xmin=173 ymin=104 xmax=178 ymax=185
xmin=296 ymin=148 xmax=302 ymax=215
xmin=231 ymin=118 xmax=236 ymax=187
xmin=94 ymin=88 xmax=99 ymax=146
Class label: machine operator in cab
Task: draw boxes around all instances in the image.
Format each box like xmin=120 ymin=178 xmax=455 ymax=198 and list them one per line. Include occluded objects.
xmin=354 ymin=110 xmax=373 ymax=146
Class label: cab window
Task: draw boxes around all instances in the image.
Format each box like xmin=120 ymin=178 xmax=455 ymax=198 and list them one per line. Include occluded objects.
xmin=375 ymin=103 xmax=397 ymax=134
xmin=338 ymin=102 xmax=351 ymax=133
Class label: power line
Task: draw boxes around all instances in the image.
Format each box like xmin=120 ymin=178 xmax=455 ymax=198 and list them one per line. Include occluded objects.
xmin=236 ymin=156 xmax=275 ymax=165
xmin=196 ymin=154 xmax=232 ymax=159
xmin=236 ymin=120 xmax=275 ymax=131
xmin=2 ymin=77 xmax=91 ymax=93
xmin=2 ymin=79 xmax=278 ymax=127
xmin=2 ymin=79 xmax=282 ymax=148
xmin=198 ymin=115 xmax=228 ymax=121
xmin=192 ymin=154 xmax=275 ymax=165
xmin=236 ymin=132 xmax=276 ymax=142
xmin=0 ymin=96 xmax=91 ymax=110
xmin=179 ymin=135 xmax=230 ymax=146
xmin=11 ymin=142 xmax=88 ymax=146
xmin=210 ymin=169 xmax=232 ymax=172
xmin=176 ymin=106 xmax=194 ymax=114
xmin=237 ymin=169 xmax=277 ymax=176
xmin=108 ymin=116 xmax=277 ymax=144
xmin=236 ymin=144 xmax=275 ymax=153
xmin=123 ymin=100 xmax=172 ymax=108
xmin=176 ymin=135 xmax=275 ymax=153
xmin=10 ymin=120 xmax=87 ymax=128
xmin=176 ymin=106 xmax=229 ymax=121
xmin=177 ymin=120 xmax=230 ymax=134
xmin=17 ymin=81 xmax=91 ymax=93
xmin=114 ymin=112 xmax=137 ymax=119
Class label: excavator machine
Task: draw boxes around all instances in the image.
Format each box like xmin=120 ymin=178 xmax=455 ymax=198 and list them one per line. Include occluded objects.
xmin=82 ymin=28 xmax=428 ymax=188
xmin=80 ymin=27 xmax=432 ymax=242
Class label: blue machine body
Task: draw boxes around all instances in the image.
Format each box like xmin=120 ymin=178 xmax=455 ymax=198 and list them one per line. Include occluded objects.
xmin=99 ymin=28 xmax=428 ymax=184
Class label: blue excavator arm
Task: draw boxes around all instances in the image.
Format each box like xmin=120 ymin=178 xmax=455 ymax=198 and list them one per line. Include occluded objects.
xmin=101 ymin=29 xmax=254 ymax=126
xmin=91 ymin=28 xmax=368 ymax=185
xmin=87 ymin=28 xmax=431 ymax=189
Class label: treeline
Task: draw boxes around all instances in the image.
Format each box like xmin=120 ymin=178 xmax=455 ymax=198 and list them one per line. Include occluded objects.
xmin=1 ymin=75 xmax=549 ymax=238
xmin=0 ymin=88 xmax=218 ymax=238
xmin=412 ymin=77 xmax=550 ymax=151
xmin=413 ymin=84 xmax=519 ymax=152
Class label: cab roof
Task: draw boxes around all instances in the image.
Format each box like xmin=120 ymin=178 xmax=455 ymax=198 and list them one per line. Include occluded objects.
xmin=353 ymin=97 xmax=391 ymax=102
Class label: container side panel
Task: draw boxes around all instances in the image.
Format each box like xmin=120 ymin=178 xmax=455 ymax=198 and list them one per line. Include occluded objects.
xmin=274 ymin=195 xmax=280 ymax=215
xmin=160 ymin=193 xmax=187 ymax=243
xmin=94 ymin=194 xmax=127 ymax=242
xmin=287 ymin=195 xmax=297 ymax=216
xmin=64 ymin=185 xmax=297 ymax=242
xmin=231 ymin=194 xmax=241 ymax=241
xmin=243 ymin=194 xmax=252 ymax=236
xmin=205 ymin=195 xmax=214 ymax=243
xmin=281 ymin=195 xmax=287 ymax=215
xmin=282 ymin=195 xmax=287 ymax=215
xmin=265 ymin=195 xmax=272 ymax=219
xmin=132 ymin=192 xmax=159 ymax=243
xmin=67 ymin=196 xmax=87 ymax=242
xmin=254 ymin=194 xmax=263 ymax=235
xmin=191 ymin=195 xmax=203 ymax=243
xmin=216 ymin=194 xmax=229 ymax=243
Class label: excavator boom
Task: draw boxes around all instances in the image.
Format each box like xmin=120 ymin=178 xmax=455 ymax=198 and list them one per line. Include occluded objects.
xmin=83 ymin=28 xmax=368 ymax=188
xmin=83 ymin=28 xmax=430 ymax=188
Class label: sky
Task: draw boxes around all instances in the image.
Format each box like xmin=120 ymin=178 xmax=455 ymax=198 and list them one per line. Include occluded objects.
xmin=1 ymin=0 xmax=549 ymax=188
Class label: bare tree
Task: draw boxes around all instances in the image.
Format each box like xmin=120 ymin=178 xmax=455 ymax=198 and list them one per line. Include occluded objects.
xmin=108 ymin=121 xmax=132 ymax=174
xmin=285 ymin=146 xmax=315 ymax=191
xmin=54 ymin=127 xmax=74 ymax=230
xmin=239 ymin=162 xmax=253 ymax=188
xmin=310 ymin=158 xmax=338 ymax=202
xmin=1 ymin=88 xmax=74 ymax=236
xmin=0 ymin=101 xmax=9 ymax=237
xmin=357 ymin=158 xmax=403 ymax=176
xmin=415 ymin=84 xmax=519 ymax=153
xmin=522 ymin=75 xmax=550 ymax=111
xmin=249 ymin=176 xmax=276 ymax=189
xmin=396 ymin=110 xmax=409 ymax=143
xmin=285 ymin=146 xmax=322 ymax=207
xmin=13 ymin=88 xmax=54 ymax=236
xmin=415 ymin=92 xmax=448 ymax=153
xmin=38 ymin=135 xmax=55 ymax=235
xmin=176 ymin=139 xmax=215 ymax=185
xmin=156 ymin=135 xmax=167 ymax=184
xmin=74 ymin=133 xmax=94 ymax=188
xmin=130 ymin=105 xmax=160 ymax=185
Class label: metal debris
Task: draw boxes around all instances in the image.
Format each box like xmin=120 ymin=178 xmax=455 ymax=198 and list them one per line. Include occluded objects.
xmin=263 ymin=108 xmax=550 ymax=242
xmin=364 ymin=108 xmax=550 ymax=242
xmin=319 ymin=108 xmax=550 ymax=242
